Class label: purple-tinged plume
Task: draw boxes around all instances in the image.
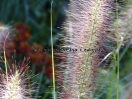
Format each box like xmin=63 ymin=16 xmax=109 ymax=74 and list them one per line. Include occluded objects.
xmin=56 ymin=0 xmax=113 ymax=99
xmin=0 ymin=58 xmax=36 ymax=99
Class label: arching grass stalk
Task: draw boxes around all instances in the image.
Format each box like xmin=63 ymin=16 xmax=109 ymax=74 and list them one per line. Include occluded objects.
xmin=3 ymin=32 xmax=9 ymax=82
xmin=50 ymin=1 xmax=56 ymax=99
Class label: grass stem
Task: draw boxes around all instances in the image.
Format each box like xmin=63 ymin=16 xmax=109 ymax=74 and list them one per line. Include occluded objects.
xmin=3 ymin=32 xmax=9 ymax=83
xmin=51 ymin=1 xmax=56 ymax=99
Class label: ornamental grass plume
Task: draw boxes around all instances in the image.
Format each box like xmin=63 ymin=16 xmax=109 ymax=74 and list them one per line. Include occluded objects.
xmin=0 ymin=26 xmax=10 ymax=51
xmin=56 ymin=0 xmax=113 ymax=99
xmin=0 ymin=26 xmax=36 ymax=99
xmin=0 ymin=58 xmax=36 ymax=99
xmin=0 ymin=25 xmax=16 ymax=53
xmin=113 ymin=0 xmax=132 ymax=45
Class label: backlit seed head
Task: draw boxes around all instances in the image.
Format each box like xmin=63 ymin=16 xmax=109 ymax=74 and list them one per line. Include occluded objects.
xmin=0 ymin=59 xmax=36 ymax=99
xmin=57 ymin=0 xmax=113 ymax=99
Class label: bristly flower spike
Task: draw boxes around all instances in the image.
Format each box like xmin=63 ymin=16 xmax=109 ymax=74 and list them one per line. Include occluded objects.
xmin=57 ymin=0 xmax=113 ymax=99
xmin=0 ymin=25 xmax=37 ymax=99
xmin=0 ymin=58 xmax=36 ymax=99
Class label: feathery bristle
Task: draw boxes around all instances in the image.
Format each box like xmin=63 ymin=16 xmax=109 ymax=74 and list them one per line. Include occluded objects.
xmin=57 ymin=0 xmax=113 ymax=99
xmin=0 ymin=59 xmax=36 ymax=99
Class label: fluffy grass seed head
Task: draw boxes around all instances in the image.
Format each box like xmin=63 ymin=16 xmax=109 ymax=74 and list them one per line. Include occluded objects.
xmin=0 ymin=58 xmax=36 ymax=99
xmin=56 ymin=0 xmax=113 ymax=99
xmin=0 ymin=25 xmax=15 ymax=52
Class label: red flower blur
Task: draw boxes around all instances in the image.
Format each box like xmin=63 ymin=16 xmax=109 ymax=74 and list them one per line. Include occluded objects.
xmin=6 ymin=23 xmax=60 ymax=78
xmin=18 ymin=42 xmax=31 ymax=53
xmin=15 ymin=23 xmax=31 ymax=41
xmin=28 ymin=51 xmax=46 ymax=63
